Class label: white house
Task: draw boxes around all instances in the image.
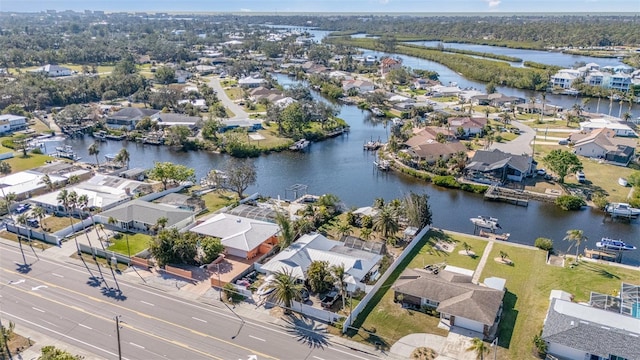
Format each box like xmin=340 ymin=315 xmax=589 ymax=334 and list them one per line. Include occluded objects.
xmin=542 ymin=293 xmax=640 ymax=360
xmin=0 ymin=114 xmax=27 ymax=133
xmin=260 ymin=233 xmax=382 ymax=293
xmin=238 ymin=76 xmax=266 ymax=88
xmin=32 ymin=64 xmax=72 ymax=77
xmin=97 ymin=200 xmax=195 ymax=233
xmin=341 ymin=79 xmax=375 ymax=93
xmin=189 ymin=213 xmax=280 ymax=260
xmin=579 ymin=118 xmax=637 ymax=137
xmin=570 ymin=128 xmax=636 ymax=166
xmin=550 ymin=69 xmax=580 ymax=89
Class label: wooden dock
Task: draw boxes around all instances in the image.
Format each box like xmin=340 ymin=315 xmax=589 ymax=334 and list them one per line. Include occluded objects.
xmin=484 ymin=186 xmax=529 ymax=207
xmin=479 ymin=230 xmax=510 ymax=241
xmin=584 ymin=248 xmax=622 ymax=263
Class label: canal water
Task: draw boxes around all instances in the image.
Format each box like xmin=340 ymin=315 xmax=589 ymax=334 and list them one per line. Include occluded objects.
xmin=56 ymin=70 xmax=640 ymax=265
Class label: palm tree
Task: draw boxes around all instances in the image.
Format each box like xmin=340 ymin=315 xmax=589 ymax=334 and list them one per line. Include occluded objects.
xmin=466 ymin=338 xmax=490 ymax=360
xmin=330 ymin=263 xmax=348 ymax=311
xmin=540 ymin=92 xmax=546 ymax=122
xmin=77 ymin=194 xmax=95 ymax=249
xmin=360 ymin=227 xmax=372 ymax=241
xmin=463 ymin=242 xmax=472 ymax=255
xmin=564 ymin=229 xmax=587 ymax=265
xmin=373 ymin=207 xmax=399 ymax=242
xmin=0 ymin=160 xmax=11 ymax=175
xmin=336 ymin=222 xmax=353 ymax=240
xmin=265 ymin=269 xmax=304 ymax=313
xmin=57 ymin=189 xmax=80 ymax=252
xmin=32 ymin=206 xmax=46 ymax=232
xmin=40 ymin=174 xmax=54 ymax=192
xmin=155 ymin=217 xmax=168 ymax=232
xmin=499 ymin=250 xmax=509 ymax=262
xmin=115 ymin=148 xmax=130 ymax=169
xmin=275 ymin=211 xmax=294 ymax=249
xmin=16 ymin=214 xmax=32 ymax=246
xmin=88 ymin=142 xmax=100 ymax=167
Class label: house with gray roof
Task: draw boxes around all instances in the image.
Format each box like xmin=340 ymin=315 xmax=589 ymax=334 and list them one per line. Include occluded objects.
xmin=393 ymin=267 xmax=505 ymax=339
xmin=570 ymin=128 xmax=636 ymax=166
xmin=106 ymin=108 xmax=160 ymax=130
xmin=154 ymin=113 xmax=202 ymax=128
xmin=31 ymin=64 xmax=72 ymax=77
xmin=541 ymin=295 xmax=640 ymax=360
xmin=96 ymin=199 xmax=194 ymax=233
xmin=465 ymin=149 xmax=536 ymax=183
xmin=190 ymin=213 xmax=279 ymax=260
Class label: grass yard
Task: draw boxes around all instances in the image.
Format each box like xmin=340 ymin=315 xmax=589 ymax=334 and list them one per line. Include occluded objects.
xmin=43 ymin=215 xmax=81 ymax=233
xmin=0 ymin=230 xmax=52 ymax=250
xmin=344 ymin=230 xmax=488 ymax=349
xmin=224 ymin=87 xmax=244 ymax=100
xmin=528 ymin=119 xmax=579 ymax=130
xmin=4 ymin=154 xmax=54 ymax=173
xmin=430 ymin=96 xmax=459 ymax=103
xmin=220 ymin=79 xmax=238 ymax=87
xmin=107 ymin=232 xmax=152 ymax=256
xmin=199 ymin=191 xmax=237 ymax=215
xmin=480 ymin=243 xmax=640 ymax=359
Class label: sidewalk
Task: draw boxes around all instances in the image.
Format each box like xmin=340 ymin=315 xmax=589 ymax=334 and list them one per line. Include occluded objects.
xmin=3 ymin=237 xmax=396 ymax=359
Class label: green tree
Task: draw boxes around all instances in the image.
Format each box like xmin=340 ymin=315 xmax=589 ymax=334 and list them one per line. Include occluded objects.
xmin=403 ymin=192 xmax=432 ymax=230
xmin=38 ymin=345 xmax=84 ymax=360
xmin=219 ymin=159 xmax=257 ymax=199
xmin=466 ymin=338 xmax=490 ymax=360
xmin=165 ymin=125 xmax=192 ymax=148
xmin=198 ymin=236 xmax=225 ymax=264
xmin=154 ymin=66 xmax=176 ymax=84
xmin=88 ymin=142 xmax=100 ymax=167
xmin=306 ymin=260 xmax=332 ymax=294
xmin=534 ymin=237 xmax=554 ymax=251
xmin=0 ymin=161 xmax=11 ymax=175
xmin=149 ymin=228 xmax=198 ymax=266
xmin=201 ymin=118 xmax=221 ymax=141
xmin=564 ymin=229 xmax=587 ymax=265
xmin=360 ymin=227 xmax=373 ymax=241
xmin=330 ymin=263 xmax=347 ymax=310
xmin=265 ymin=269 xmax=304 ymax=313
xmin=336 ymin=222 xmax=353 ymax=240
xmin=462 ymin=242 xmax=472 ymax=255
xmin=114 ymin=148 xmax=130 ymax=169
xmin=542 ymin=149 xmax=583 ymax=184
xmin=275 ymin=211 xmax=295 ymax=249
xmin=32 ymin=205 xmax=47 ymax=231
xmin=148 ymin=161 xmax=196 ymax=190
xmin=373 ymin=207 xmax=399 ymax=242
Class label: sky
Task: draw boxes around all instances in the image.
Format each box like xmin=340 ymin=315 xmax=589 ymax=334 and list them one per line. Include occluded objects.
xmin=1 ymin=0 xmax=638 ymax=13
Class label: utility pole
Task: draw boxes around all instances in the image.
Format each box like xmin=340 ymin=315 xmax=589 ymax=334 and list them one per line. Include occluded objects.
xmin=115 ymin=316 xmax=122 ymax=360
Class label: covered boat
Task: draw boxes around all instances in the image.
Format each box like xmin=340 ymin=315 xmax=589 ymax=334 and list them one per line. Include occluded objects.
xmin=470 ymin=216 xmax=501 ymax=231
xmin=605 ymin=203 xmax=640 ymax=218
xmin=595 ymin=238 xmax=636 ymax=251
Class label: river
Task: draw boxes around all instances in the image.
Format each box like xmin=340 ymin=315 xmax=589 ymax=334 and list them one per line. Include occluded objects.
xmin=55 ymin=70 xmax=640 ymax=265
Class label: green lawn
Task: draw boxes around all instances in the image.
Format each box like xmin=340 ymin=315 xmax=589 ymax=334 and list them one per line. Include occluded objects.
xmin=430 ymin=96 xmax=459 ymax=103
xmin=224 ymin=87 xmax=244 ymax=100
xmin=346 ymin=229 xmax=640 ymax=359
xmin=199 ymin=191 xmax=237 ymax=216
xmin=5 ymin=154 xmax=54 ymax=173
xmin=480 ymin=243 xmax=640 ymax=359
xmin=43 ymin=215 xmax=81 ymax=233
xmin=106 ymin=232 xmax=152 ymax=256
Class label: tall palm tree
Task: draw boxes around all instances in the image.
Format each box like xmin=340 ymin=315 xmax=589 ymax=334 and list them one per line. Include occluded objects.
xmin=77 ymin=194 xmax=95 ymax=249
xmin=0 ymin=160 xmax=11 ymax=175
xmin=330 ymin=263 xmax=348 ymax=311
xmin=373 ymin=207 xmax=399 ymax=242
xmin=540 ymin=92 xmax=546 ymax=122
xmin=32 ymin=206 xmax=46 ymax=232
xmin=564 ymin=229 xmax=587 ymax=265
xmin=57 ymin=189 xmax=80 ymax=252
xmin=88 ymin=142 xmax=100 ymax=167
xmin=466 ymin=338 xmax=490 ymax=360
xmin=116 ymin=148 xmax=130 ymax=169
xmin=336 ymin=222 xmax=353 ymax=240
xmin=265 ymin=269 xmax=304 ymax=313
xmin=40 ymin=174 xmax=54 ymax=192
xmin=275 ymin=211 xmax=294 ymax=249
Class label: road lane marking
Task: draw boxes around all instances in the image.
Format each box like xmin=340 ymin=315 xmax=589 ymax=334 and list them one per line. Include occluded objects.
xmin=51 ymin=273 xmax=64 ymax=278
xmin=78 ymin=323 xmax=92 ymax=330
xmin=1 ymin=267 xmax=275 ymax=360
xmin=249 ymin=335 xmax=266 ymax=342
xmin=32 ymin=285 xmax=48 ymax=291
xmin=313 ymin=356 xmax=325 ymax=360
xmin=32 ymin=307 xmax=45 ymax=313
xmin=129 ymin=342 xmax=145 ymax=349
xmin=41 ymin=320 xmax=59 ymax=328
xmin=9 ymin=279 xmax=25 ymax=285
xmin=140 ymin=301 xmax=155 ymax=306
xmin=2 ymin=311 xmax=126 ymax=359
xmin=192 ymin=316 xmax=207 ymax=323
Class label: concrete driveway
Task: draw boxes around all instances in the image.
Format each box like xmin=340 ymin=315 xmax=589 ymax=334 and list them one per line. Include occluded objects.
xmin=391 ymin=326 xmax=489 ymax=360
xmin=207 ymin=76 xmax=249 ymax=120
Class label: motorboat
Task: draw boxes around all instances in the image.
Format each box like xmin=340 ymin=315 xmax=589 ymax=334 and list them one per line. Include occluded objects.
xmin=371 ymin=108 xmax=385 ymax=117
xmin=289 ymin=139 xmax=310 ymax=151
xmin=605 ymin=203 xmax=640 ymax=218
xmin=374 ymin=159 xmax=390 ymax=171
xmin=55 ymin=145 xmax=81 ymax=161
xmin=596 ymin=238 xmax=636 ymax=251
xmin=618 ymin=178 xmax=628 ymax=187
xmin=470 ymin=216 xmax=501 ymax=230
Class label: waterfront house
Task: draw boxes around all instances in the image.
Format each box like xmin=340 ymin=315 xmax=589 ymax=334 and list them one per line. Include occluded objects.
xmin=430 ymin=85 xmax=461 ymax=97
xmin=541 ymin=286 xmax=640 ymax=360
xmin=471 ymin=93 xmax=524 ymax=107
xmin=392 ymin=267 xmax=505 ymax=339
xmin=569 ymin=128 xmax=636 ymax=166
xmin=106 ymin=108 xmax=160 ymax=131
xmin=0 ymin=114 xmax=28 ymax=134
xmin=404 ymin=141 xmax=467 ymax=165
xmin=31 ymin=64 xmax=72 ymax=77
xmin=260 ymin=233 xmax=383 ymax=293
xmin=341 ymin=79 xmax=375 ymax=93
xmin=550 ymin=69 xmax=580 ymax=89
xmin=238 ymin=76 xmax=266 ymax=88
xmin=380 ymin=57 xmax=402 ymax=76
xmin=190 ymin=213 xmax=279 ymax=260
xmin=154 ymin=113 xmax=202 ymax=129
xmin=579 ymin=118 xmax=637 ymax=137
xmin=465 ymin=149 xmax=536 ymax=183
xmin=97 ymin=199 xmax=195 ymax=233
xmin=515 ymin=103 xmax=563 ymax=116
xmin=219 ymin=118 xmax=262 ymax=133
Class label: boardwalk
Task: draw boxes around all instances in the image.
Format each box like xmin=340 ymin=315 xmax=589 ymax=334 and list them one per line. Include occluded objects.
xmin=472 ymin=241 xmax=494 ymax=284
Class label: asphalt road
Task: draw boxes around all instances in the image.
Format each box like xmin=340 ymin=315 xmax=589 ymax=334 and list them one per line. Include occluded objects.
xmin=208 ymin=77 xmax=249 ymax=120
xmin=0 ymin=244 xmax=379 ymax=360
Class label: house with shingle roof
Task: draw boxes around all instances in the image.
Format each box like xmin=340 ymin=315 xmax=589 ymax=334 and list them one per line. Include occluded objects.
xmin=541 ymin=295 xmax=640 ymax=360
xmin=465 ymin=149 xmax=536 ymax=183
xmin=448 ymin=117 xmax=487 ymax=137
xmin=96 ymin=199 xmax=195 ymax=233
xmin=570 ymin=128 xmax=637 ymax=166
xmin=190 ymin=213 xmax=279 ymax=260
xmin=380 ymin=57 xmax=402 ymax=76
xmin=106 ymin=108 xmax=160 ymax=130
xmin=393 ymin=267 xmax=505 ymax=339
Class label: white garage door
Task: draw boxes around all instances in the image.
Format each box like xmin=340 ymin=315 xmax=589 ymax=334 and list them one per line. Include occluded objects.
xmin=454 ymin=317 xmax=484 ymax=333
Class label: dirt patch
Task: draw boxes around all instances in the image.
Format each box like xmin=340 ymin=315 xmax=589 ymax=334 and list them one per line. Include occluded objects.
xmin=435 ymin=241 xmax=454 ymax=253
xmin=494 ymin=257 xmax=513 ymax=265
xmin=458 ymin=250 xmax=476 ymax=257
xmin=269 ymin=306 xmax=286 ymax=318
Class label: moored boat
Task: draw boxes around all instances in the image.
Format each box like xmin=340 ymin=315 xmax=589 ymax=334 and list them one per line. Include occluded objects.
xmin=289 ymin=139 xmax=310 ymax=151
xmin=596 ymin=238 xmax=636 ymax=251
xmin=374 ymin=159 xmax=390 ymax=171
xmin=605 ymin=203 xmax=640 ymax=218
xmin=470 ymin=216 xmax=501 ymax=230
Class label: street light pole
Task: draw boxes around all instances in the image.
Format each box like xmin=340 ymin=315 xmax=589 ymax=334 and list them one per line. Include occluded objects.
xmin=492 ymin=337 xmax=499 ymax=360
xmin=115 ymin=316 xmax=122 ymax=360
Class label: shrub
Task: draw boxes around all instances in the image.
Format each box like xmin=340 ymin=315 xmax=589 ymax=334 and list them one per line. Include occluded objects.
xmin=223 ymin=283 xmax=245 ymax=304
xmin=534 ymin=237 xmax=554 ymax=251
xmin=460 ymin=183 xmax=489 ymax=193
xmin=591 ymin=193 xmax=608 ymax=210
xmin=1 ymin=139 xmax=16 ymax=149
xmin=432 ymin=175 xmax=461 ymax=189
xmin=555 ymin=195 xmax=586 ymax=211
xmin=30 ymin=147 xmax=43 ymax=155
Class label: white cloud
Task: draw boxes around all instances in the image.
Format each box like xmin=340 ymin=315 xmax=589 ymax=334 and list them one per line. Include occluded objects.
xmin=484 ymin=0 xmax=501 ymax=7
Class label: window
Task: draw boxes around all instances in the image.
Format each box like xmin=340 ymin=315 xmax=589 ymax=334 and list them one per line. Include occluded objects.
xmin=609 ymin=355 xmax=627 ymax=360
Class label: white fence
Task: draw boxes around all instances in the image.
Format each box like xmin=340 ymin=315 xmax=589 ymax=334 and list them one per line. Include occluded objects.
xmin=53 ymin=217 xmax=95 ymax=238
xmin=342 ymin=225 xmax=431 ymax=333
xmin=6 ymin=224 xmax=60 ymax=245
xmin=78 ymin=243 xmax=130 ymax=265
xmin=136 ymin=185 xmax=189 ymax=202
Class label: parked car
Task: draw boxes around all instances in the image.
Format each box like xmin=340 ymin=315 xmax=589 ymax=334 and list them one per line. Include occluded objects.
xmin=26 ymin=218 xmax=39 ymax=228
xmin=558 ymin=138 xmax=569 ymax=145
xmin=536 ymin=169 xmax=547 ymax=176
xmin=576 ymin=171 xmax=586 ymax=183
xmin=299 ymin=287 xmax=310 ymax=302
xmin=14 ymin=203 xmax=31 ymax=214
xmin=321 ymin=290 xmax=341 ymax=309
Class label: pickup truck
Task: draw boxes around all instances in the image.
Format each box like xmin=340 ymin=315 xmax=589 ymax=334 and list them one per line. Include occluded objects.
xmin=321 ymin=290 xmax=340 ymax=309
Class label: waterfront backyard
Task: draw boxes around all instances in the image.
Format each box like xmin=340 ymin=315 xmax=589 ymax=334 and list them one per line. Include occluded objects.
xmin=344 ymin=229 xmax=640 ymax=359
